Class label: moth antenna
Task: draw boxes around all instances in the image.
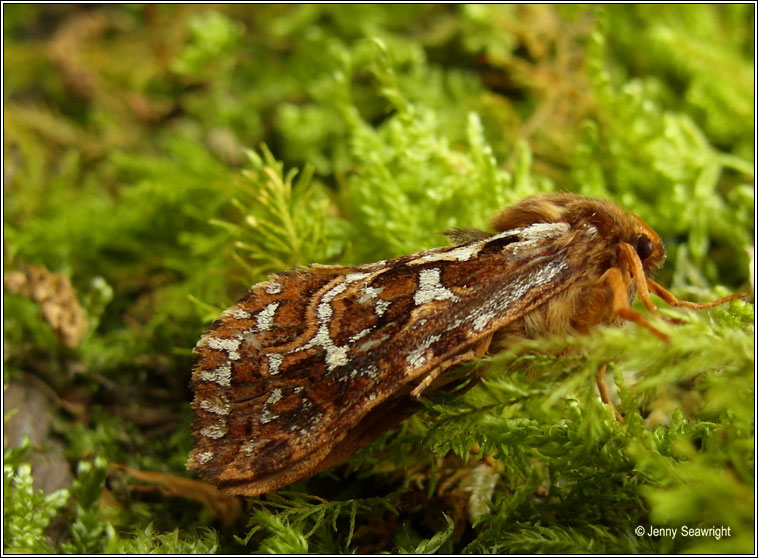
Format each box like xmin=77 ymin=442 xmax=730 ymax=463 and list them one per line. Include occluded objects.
xmin=647 ymin=279 xmax=746 ymax=309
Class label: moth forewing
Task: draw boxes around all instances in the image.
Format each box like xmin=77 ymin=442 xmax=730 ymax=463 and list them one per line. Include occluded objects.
xmin=188 ymin=193 xmax=742 ymax=496
xmin=189 ymin=221 xmax=583 ymax=494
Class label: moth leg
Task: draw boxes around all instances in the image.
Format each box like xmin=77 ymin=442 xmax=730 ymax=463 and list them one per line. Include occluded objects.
xmin=600 ymin=267 xmax=668 ymax=341
xmin=473 ymin=332 xmax=494 ymax=359
xmin=647 ymin=278 xmax=745 ymax=309
xmin=595 ymin=364 xmax=624 ymax=422
xmin=410 ymin=334 xmax=494 ymax=399
xmin=618 ymin=243 xmax=660 ymax=316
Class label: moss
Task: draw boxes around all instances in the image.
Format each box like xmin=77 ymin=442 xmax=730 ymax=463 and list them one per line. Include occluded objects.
xmin=3 ymin=444 xmax=70 ymax=554
xmin=3 ymin=5 xmax=753 ymax=554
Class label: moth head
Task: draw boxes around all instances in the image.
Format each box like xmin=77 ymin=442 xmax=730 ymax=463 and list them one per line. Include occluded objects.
xmin=492 ymin=193 xmax=667 ymax=274
xmin=628 ymin=212 xmax=666 ymax=274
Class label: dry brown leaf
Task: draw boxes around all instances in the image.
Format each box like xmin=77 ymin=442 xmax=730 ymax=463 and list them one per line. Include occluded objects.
xmin=4 ymin=265 xmax=88 ymax=347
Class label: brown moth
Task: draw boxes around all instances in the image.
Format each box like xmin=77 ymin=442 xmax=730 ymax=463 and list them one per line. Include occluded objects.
xmin=187 ymin=193 xmax=742 ymax=496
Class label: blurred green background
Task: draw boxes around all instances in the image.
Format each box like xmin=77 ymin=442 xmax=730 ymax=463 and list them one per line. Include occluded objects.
xmin=3 ymin=4 xmax=754 ymax=554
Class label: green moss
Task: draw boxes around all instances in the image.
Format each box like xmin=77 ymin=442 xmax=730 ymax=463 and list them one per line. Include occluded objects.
xmin=114 ymin=525 xmax=219 ymax=555
xmin=3 ymin=5 xmax=753 ymax=554
xmin=3 ymin=445 xmax=69 ymax=554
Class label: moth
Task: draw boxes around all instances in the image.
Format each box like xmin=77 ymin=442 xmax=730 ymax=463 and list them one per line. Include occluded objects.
xmin=187 ymin=193 xmax=742 ymax=496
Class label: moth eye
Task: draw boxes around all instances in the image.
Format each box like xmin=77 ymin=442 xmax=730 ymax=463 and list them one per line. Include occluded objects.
xmin=635 ymin=234 xmax=654 ymax=260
